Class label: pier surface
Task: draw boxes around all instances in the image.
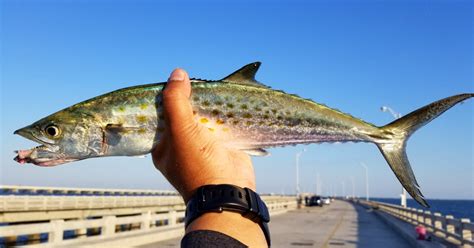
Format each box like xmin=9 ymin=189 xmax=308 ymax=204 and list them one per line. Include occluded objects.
xmin=146 ymin=200 xmax=411 ymax=247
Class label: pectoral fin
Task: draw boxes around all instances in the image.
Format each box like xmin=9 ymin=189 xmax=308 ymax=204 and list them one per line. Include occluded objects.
xmin=104 ymin=124 xmax=142 ymax=146
xmin=105 ymin=124 xmax=141 ymax=133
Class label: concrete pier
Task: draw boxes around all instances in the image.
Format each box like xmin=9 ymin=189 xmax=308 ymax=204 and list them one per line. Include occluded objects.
xmin=2 ymin=185 xmax=471 ymax=247
xmin=147 ymin=200 xmax=412 ymax=247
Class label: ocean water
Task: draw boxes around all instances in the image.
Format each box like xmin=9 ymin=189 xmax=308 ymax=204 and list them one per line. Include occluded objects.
xmin=372 ymin=198 xmax=474 ymax=221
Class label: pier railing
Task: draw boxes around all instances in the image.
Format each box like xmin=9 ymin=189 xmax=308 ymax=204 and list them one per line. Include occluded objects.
xmin=0 ymin=185 xmax=297 ymax=247
xmin=0 ymin=184 xmax=178 ymax=196
xmin=358 ymin=199 xmax=473 ymax=247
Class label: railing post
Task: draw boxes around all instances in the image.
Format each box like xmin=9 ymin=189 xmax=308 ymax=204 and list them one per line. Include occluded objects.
xmin=395 ymin=208 xmax=400 ymax=219
xmin=446 ymin=215 xmax=455 ymax=238
xmin=410 ymin=208 xmax=417 ymax=224
xmin=102 ymin=215 xmax=116 ymax=238
xmin=169 ymin=210 xmax=177 ymax=226
xmin=142 ymin=211 xmax=152 ymax=230
xmin=424 ymin=211 xmax=432 ymax=230
xmin=50 ymin=219 xmax=65 ymax=244
xmin=434 ymin=213 xmax=444 ymax=236
xmin=460 ymin=218 xmax=472 ymax=244
xmin=418 ymin=209 xmax=425 ymax=224
xmin=400 ymin=208 xmax=407 ymax=221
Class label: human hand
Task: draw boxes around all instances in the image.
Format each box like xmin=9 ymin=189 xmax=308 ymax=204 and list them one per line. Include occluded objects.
xmin=152 ymin=69 xmax=256 ymax=203
xmin=152 ymin=69 xmax=266 ymax=247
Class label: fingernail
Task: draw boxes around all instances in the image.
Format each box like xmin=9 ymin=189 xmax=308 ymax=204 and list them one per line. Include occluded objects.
xmin=169 ymin=69 xmax=185 ymax=82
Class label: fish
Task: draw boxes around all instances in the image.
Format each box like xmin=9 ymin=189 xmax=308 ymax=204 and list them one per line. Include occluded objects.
xmin=14 ymin=62 xmax=473 ymax=207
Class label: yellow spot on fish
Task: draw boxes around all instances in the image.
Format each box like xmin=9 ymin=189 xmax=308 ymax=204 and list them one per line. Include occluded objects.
xmin=140 ymin=103 xmax=148 ymax=110
xmin=136 ymin=115 xmax=148 ymax=123
xmin=232 ymin=120 xmax=240 ymax=125
xmin=208 ymin=127 xmax=215 ymax=132
xmin=200 ymin=118 xmax=209 ymax=124
xmin=245 ymin=121 xmax=253 ymax=126
xmin=118 ymin=106 xmax=126 ymax=112
xmin=241 ymin=104 xmax=248 ymax=110
xmin=227 ymin=103 xmax=234 ymax=109
xmin=216 ymin=119 xmax=225 ymax=125
xmin=203 ymin=100 xmax=210 ymax=106
xmin=226 ymin=113 xmax=234 ymax=118
xmin=223 ymin=127 xmax=229 ymax=132
xmin=138 ymin=128 xmax=146 ymax=134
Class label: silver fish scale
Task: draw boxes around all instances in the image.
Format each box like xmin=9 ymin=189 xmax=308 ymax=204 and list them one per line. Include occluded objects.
xmin=189 ymin=82 xmax=378 ymax=148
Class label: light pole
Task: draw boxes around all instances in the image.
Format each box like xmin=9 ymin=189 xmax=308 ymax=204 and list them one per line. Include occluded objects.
xmin=360 ymin=162 xmax=369 ymax=201
xmin=295 ymin=149 xmax=306 ymax=198
xmin=316 ymin=173 xmax=321 ymax=195
xmin=380 ymin=106 xmax=402 ymax=119
xmin=350 ymin=176 xmax=355 ymax=199
xmin=381 ymin=105 xmax=407 ymax=208
xmin=341 ymin=181 xmax=345 ymax=198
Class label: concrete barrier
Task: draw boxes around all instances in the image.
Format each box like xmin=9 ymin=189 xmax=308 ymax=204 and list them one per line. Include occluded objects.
xmin=357 ymin=199 xmax=473 ymax=248
xmin=0 ymin=185 xmax=297 ymax=247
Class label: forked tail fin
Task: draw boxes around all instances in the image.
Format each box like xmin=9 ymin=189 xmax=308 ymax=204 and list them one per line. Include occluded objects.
xmin=378 ymin=93 xmax=473 ymax=207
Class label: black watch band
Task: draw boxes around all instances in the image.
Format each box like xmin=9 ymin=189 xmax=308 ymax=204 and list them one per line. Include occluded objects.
xmin=184 ymin=184 xmax=271 ymax=247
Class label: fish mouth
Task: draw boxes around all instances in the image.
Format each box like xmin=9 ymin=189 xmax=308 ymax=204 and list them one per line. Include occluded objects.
xmin=14 ymin=129 xmax=76 ymax=167
xmin=14 ymin=128 xmax=54 ymax=146
xmin=14 ymin=146 xmax=78 ymax=167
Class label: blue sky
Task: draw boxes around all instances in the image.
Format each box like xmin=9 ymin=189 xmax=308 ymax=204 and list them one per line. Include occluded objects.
xmin=1 ymin=0 xmax=472 ymax=199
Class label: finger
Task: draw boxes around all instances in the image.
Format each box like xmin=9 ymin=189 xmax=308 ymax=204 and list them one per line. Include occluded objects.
xmin=152 ymin=131 xmax=170 ymax=170
xmin=162 ymin=69 xmax=196 ymax=135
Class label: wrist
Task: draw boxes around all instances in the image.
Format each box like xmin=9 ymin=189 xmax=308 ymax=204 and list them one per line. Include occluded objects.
xmin=186 ymin=211 xmax=267 ymax=247
xmin=180 ymin=179 xmax=256 ymax=204
xmin=184 ymin=184 xmax=270 ymax=247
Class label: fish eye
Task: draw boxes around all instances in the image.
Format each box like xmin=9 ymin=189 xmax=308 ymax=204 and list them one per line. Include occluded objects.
xmin=44 ymin=125 xmax=60 ymax=137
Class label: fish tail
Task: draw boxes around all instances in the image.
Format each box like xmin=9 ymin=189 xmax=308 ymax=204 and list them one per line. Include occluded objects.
xmin=378 ymin=93 xmax=473 ymax=208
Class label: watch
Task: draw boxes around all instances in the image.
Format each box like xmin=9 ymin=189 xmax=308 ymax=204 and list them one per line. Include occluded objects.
xmin=184 ymin=184 xmax=271 ymax=246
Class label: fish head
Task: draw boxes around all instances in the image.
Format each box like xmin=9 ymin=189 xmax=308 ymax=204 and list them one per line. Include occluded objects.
xmin=14 ymin=110 xmax=103 ymax=167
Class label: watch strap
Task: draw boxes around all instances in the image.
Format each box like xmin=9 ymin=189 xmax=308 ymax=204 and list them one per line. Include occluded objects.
xmin=184 ymin=184 xmax=271 ymax=246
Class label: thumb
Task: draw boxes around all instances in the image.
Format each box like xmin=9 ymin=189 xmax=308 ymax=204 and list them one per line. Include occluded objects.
xmin=162 ymin=69 xmax=196 ymax=137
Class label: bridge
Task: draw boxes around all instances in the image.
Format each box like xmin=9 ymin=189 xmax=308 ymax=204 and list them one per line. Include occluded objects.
xmin=0 ymin=185 xmax=472 ymax=247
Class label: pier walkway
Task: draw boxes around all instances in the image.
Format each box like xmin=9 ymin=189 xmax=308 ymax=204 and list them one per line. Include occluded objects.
xmin=148 ymin=200 xmax=411 ymax=248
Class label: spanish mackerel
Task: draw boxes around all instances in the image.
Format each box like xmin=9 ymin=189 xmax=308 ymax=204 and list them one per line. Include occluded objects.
xmin=14 ymin=62 xmax=473 ymax=207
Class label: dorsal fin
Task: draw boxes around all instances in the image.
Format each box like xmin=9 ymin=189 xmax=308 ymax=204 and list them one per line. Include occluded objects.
xmin=222 ymin=62 xmax=268 ymax=88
